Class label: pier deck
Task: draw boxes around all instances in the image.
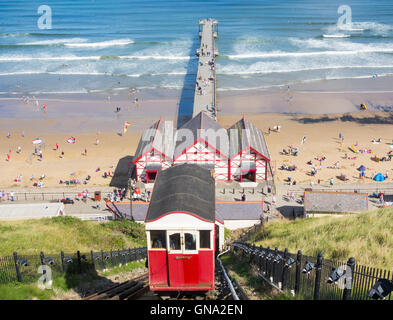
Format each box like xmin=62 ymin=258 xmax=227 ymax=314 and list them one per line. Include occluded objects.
xmin=193 ymin=19 xmax=218 ymax=119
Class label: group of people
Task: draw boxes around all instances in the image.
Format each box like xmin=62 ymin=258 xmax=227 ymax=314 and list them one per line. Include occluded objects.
xmin=0 ymin=191 xmax=13 ymax=201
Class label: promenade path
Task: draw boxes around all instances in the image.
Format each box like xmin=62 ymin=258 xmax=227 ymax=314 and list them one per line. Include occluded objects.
xmin=193 ymin=19 xmax=218 ymax=119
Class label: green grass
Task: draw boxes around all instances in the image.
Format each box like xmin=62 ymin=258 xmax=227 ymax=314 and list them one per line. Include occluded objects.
xmin=0 ymin=282 xmax=54 ymax=300
xmin=0 ymin=259 xmax=146 ymax=300
xmin=0 ymin=216 xmax=146 ymax=256
xmin=249 ymin=208 xmax=393 ymax=269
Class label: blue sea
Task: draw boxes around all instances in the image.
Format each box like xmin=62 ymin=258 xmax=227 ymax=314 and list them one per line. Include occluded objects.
xmin=0 ymin=0 xmax=393 ymax=95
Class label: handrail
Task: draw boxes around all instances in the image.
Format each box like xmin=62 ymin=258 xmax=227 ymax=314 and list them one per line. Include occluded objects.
xmin=217 ymin=248 xmax=239 ymax=300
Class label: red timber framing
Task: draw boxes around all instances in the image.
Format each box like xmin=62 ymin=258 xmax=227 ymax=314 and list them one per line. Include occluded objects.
xmin=132 ymin=120 xmax=172 ymax=183
xmin=229 ymin=146 xmax=269 ymax=182
xmin=173 ymin=138 xmax=229 ymax=181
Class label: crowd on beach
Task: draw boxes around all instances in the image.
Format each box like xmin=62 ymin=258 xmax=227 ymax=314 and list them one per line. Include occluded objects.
xmin=275 ymin=128 xmax=393 ymax=186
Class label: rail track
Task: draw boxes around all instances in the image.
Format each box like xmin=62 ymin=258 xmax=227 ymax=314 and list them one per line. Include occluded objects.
xmin=84 ymin=273 xmax=149 ymax=300
xmin=84 ymin=253 xmax=248 ymax=300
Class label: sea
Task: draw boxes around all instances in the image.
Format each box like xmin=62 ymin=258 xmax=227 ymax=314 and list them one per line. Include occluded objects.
xmin=0 ymin=0 xmax=393 ymax=96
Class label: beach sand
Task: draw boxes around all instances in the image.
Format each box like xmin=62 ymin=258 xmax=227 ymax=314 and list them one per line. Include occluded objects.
xmin=1 ymin=77 xmax=392 ymax=189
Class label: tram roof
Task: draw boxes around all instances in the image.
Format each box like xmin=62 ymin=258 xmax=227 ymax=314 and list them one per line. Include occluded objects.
xmin=145 ymin=163 xmax=215 ymax=222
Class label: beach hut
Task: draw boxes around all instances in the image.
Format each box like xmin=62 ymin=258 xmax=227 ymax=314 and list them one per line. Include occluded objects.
xmin=132 ymin=119 xmax=174 ymax=183
xmin=173 ymin=112 xmax=229 ymax=181
xmin=227 ymin=117 xmax=271 ymax=182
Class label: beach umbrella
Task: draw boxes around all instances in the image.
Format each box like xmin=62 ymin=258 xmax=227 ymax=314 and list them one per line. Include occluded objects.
xmin=357 ymin=165 xmax=366 ymax=172
xmin=32 ymin=139 xmax=42 ymax=145
xmin=67 ymin=137 xmax=76 ymax=144
xmin=373 ymin=173 xmax=385 ymax=182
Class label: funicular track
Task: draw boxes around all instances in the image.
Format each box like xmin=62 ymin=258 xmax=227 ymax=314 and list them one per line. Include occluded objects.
xmin=84 ymin=273 xmax=149 ymax=300
xmin=83 ymin=253 xmax=248 ymax=300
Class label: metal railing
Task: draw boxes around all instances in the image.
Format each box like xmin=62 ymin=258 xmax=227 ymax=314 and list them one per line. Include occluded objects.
xmin=231 ymin=241 xmax=393 ymax=300
xmin=0 ymin=247 xmax=147 ymax=284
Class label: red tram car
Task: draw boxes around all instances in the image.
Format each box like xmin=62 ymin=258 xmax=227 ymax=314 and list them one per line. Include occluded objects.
xmin=145 ymin=163 xmax=223 ymax=291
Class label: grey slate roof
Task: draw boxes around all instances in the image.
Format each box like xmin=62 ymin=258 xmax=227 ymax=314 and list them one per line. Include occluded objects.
xmin=145 ymin=163 xmax=215 ymax=222
xmin=216 ymin=202 xmax=263 ymax=220
xmin=107 ymin=201 xmax=263 ymax=221
xmin=228 ymin=118 xmax=270 ymax=160
xmin=304 ymin=191 xmax=368 ymax=213
xmin=133 ymin=119 xmax=174 ymax=161
xmin=174 ymin=112 xmax=229 ymax=159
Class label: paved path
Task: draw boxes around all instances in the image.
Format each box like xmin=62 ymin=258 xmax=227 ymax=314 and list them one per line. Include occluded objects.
xmin=193 ymin=19 xmax=218 ymax=119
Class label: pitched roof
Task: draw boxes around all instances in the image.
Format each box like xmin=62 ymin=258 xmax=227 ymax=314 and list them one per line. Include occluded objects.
xmin=228 ymin=117 xmax=270 ymax=160
xmin=304 ymin=191 xmax=368 ymax=213
xmin=145 ymin=163 xmax=215 ymax=222
xmin=174 ymin=111 xmax=228 ymax=158
xmin=133 ymin=119 xmax=174 ymax=162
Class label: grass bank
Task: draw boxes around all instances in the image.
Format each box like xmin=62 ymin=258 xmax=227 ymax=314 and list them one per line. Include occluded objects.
xmin=249 ymin=208 xmax=393 ymax=269
xmin=0 ymin=260 xmax=146 ymax=300
xmin=0 ymin=216 xmax=146 ymax=256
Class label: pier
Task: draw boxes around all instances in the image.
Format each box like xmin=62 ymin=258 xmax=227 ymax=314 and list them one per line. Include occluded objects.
xmin=193 ymin=19 xmax=219 ymax=119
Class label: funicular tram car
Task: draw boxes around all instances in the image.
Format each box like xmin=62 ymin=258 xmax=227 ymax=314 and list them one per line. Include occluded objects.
xmin=145 ymin=163 xmax=224 ymax=291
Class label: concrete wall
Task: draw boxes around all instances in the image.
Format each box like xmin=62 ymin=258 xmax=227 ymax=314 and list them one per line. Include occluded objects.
xmin=224 ymin=219 xmax=260 ymax=230
xmin=0 ymin=203 xmax=65 ymax=220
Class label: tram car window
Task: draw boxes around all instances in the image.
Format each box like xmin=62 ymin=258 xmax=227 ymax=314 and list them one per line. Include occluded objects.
xmin=199 ymin=230 xmax=211 ymax=249
xmin=150 ymin=230 xmax=166 ymax=249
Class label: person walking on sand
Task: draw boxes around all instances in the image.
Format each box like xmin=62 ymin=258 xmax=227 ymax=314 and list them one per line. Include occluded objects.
xmin=55 ymin=143 xmax=59 ymax=150
xmin=7 ymin=132 xmax=11 ymax=138
xmin=84 ymin=148 xmax=87 ymax=156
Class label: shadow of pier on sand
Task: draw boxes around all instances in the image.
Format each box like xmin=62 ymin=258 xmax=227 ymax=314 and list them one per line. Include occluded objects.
xmin=176 ymin=37 xmax=199 ymax=129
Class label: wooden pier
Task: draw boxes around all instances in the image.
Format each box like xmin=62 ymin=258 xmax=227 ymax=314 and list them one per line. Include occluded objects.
xmin=193 ymin=19 xmax=219 ymax=119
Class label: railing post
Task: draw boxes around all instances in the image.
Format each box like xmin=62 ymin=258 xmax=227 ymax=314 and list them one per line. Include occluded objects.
xmin=60 ymin=251 xmax=66 ymax=272
xmin=13 ymin=252 xmax=22 ymax=282
xmin=295 ymin=250 xmax=302 ymax=294
xmin=265 ymin=246 xmax=270 ymax=278
xmin=101 ymin=250 xmax=106 ymax=270
xmin=282 ymin=248 xmax=288 ymax=290
xmin=77 ymin=250 xmax=81 ymax=272
xmin=313 ymin=252 xmax=323 ymax=300
xmin=128 ymin=248 xmax=132 ymax=263
xmin=117 ymin=249 xmax=121 ymax=265
xmin=90 ymin=250 xmax=95 ymax=270
xmin=272 ymin=247 xmax=278 ymax=283
xmin=110 ymin=249 xmax=114 ymax=266
xmin=343 ymin=257 xmax=355 ymax=300
xmin=40 ymin=251 xmax=47 ymax=280
xmin=122 ymin=249 xmax=127 ymax=265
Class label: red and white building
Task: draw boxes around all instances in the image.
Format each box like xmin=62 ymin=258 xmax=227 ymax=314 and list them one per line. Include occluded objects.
xmin=132 ymin=119 xmax=174 ymax=183
xmin=227 ymin=117 xmax=271 ymax=182
xmin=173 ymin=112 xmax=229 ymax=181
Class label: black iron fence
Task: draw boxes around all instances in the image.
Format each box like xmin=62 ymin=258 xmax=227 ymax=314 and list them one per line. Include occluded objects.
xmin=0 ymin=247 xmax=147 ymax=285
xmin=232 ymin=241 xmax=393 ymax=300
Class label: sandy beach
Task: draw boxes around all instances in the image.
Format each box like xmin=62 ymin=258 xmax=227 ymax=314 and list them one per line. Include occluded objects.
xmin=1 ymin=77 xmax=393 ymax=189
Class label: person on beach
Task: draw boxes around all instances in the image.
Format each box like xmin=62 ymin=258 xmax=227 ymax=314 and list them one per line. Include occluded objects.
xmin=22 ymin=131 xmax=25 ymax=137
xmin=7 ymin=132 xmax=11 ymax=138
xmin=84 ymin=148 xmax=87 ymax=156
xmin=55 ymin=143 xmax=59 ymax=150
